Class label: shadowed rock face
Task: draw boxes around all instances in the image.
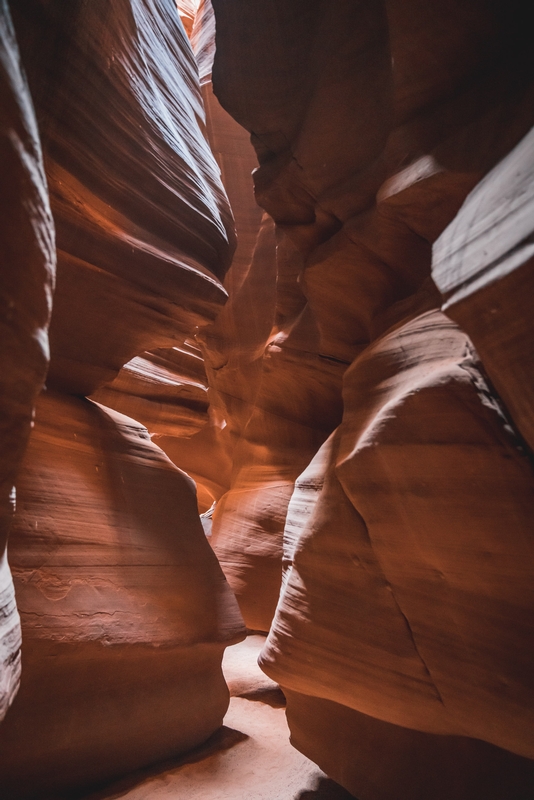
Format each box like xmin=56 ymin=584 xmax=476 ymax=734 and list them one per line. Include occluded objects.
xmin=433 ymin=125 xmax=534 ymax=455
xmin=0 ymin=0 xmax=246 ymax=795
xmin=2 ymin=0 xmax=534 ymax=797
xmin=262 ymin=310 xmax=534 ymax=752
xmin=11 ymin=0 xmax=235 ymax=397
xmin=0 ymin=391 xmax=243 ymax=798
xmin=207 ymin=0 xmax=534 ymax=635
xmin=0 ymin=0 xmax=55 ymax=721
xmin=208 ymin=0 xmax=534 ymax=796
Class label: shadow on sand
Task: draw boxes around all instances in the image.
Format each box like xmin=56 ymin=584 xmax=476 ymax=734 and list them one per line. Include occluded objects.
xmin=60 ymin=726 xmax=249 ymax=800
xmin=295 ymin=775 xmax=359 ymax=800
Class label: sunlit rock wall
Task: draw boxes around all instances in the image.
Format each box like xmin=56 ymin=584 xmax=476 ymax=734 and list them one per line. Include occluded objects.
xmin=191 ymin=0 xmax=347 ymax=631
xmin=0 ymin=391 xmax=243 ymax=798
xmin=11 ymin=0 xmax=234 ymax=397
xmin=0 ymin=0 xmax=55 ymax=722
xmin=0 ymin=1 xmax=244 ymax=796
xmin=210 ymin=0 xmax=534 ymax=796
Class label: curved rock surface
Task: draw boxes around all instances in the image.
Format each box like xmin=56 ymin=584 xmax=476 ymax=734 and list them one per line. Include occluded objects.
xmin=209 ymin=0 xmax=534 ymax=795
xmin=92 ymin=343 xmax=210 ymax=441
xmin=11 ymin=0 xmax=234 ymax=396
xmin=208 ymin=0 xmax=534 ymax=633
xmin=0 ymin=390 xmax=243 ymax=798
xmin=1 ymin=0 xmax=245 ymax=795
xmin=0 ymin=0 xmax=55 ymax=721
xmin=433 ymin=124 xmax=534 ymax=454
xmin=285 ymin=690 xmax=534 ymax=800
xmin=176 ymin=0 xmax=198 ymax=37
xmin=262 ymin=310 xmax=534 ymax=756
xmin=2 ymin=0 xmax=534 ymax=797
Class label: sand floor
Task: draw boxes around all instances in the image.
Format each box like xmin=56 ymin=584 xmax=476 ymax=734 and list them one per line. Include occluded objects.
xmin=80 ymin=635 xmax=356 ymax=800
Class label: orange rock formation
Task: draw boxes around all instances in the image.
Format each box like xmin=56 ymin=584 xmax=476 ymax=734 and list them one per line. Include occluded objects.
xmin=208 ymin=0 xmax=534 ymax=796
xmin=0 ymin=0 xmax=55 ymax=722
xmin=1 ymin=1 xmax=534 ymax=798
xmin=0 ymin=1 xmax=244 ymax=796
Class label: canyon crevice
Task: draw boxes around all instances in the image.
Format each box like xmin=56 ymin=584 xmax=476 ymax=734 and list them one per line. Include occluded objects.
xmin=1 ymin=1 xmax=533 ymax=798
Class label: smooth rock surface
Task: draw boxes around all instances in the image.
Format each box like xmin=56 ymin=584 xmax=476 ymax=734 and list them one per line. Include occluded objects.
xmin=208 ymin=0 xmax=534 ymax=636
xmin=11 ymin=0 xmax=234 ymax=396
xmin=285 ymin=690 xmax=534 ymax=800
xmin=76 ymin=637 xmax=356 ymax=800
xmin=0 ymin=390 xmax=244 ymax=798
xmin=433 ymin=124 xmax=534 ymax=453
xmin=0 ymin=0 xmax=55 ymax=720
xmin=262 ymin=310 xmax=534 ymax=758
xmin=210 ymin=2 xmax=534 ymax=793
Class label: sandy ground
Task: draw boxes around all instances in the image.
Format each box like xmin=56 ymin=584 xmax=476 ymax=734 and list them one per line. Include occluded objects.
xmin=80 ymin=635 xmax=356 ymax=800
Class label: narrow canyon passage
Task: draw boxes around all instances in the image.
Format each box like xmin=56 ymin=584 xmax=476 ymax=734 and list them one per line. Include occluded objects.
xmin=1 ymin=1 xmax=534 ymax=799
xmin=76 ymin=636 xmax=356 ymax=800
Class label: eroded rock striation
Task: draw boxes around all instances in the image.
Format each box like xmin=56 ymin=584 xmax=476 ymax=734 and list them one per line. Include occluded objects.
xmin=0 ymin=391 xmax=243 ymax=797
xmin=0 ymin=1 xmax=245 ymax=795
xmin=2 ymin=0 xmax=534 ymax=797
xmin=209 ymin=0 xmax=534 ymax=796
xmin=11 ymin=0 xmax=234 ymax=397
xmin=0 ymin=0 xmax=55 ymax=721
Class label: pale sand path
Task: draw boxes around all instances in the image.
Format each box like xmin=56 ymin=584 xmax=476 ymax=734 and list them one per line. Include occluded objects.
xmin=78 ymin=635 xmax=355 ymax=800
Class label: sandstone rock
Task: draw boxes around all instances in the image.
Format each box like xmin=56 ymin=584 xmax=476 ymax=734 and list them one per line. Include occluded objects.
xmin=91 ymin=343 xmax=210 ymax=440
xmin=285 ymin=690 xmax=534 ymax=800
xmin=0 ymin=390 xmax=244 ymax=798
xmin=210 ymin=308 xmax=345 ymax=631
xmin=208 ymin=0 xmax=534 ymax=638
xmin=209 ymin=1 xmax=534 ymax=793
xmin=433 ymin=124 xmax=534 ymax=454
xmin=1 ymin=1 xmax=247 ymax=793
xmin=176 ymin=0 xmax=198 ymax=38
xmin=0 ymin=0 xmax=55 ymax=721
xmin=11 ymin=0 xmax=235 ymax=396
xmin=262 ymin=309 xmax=534 ymax=759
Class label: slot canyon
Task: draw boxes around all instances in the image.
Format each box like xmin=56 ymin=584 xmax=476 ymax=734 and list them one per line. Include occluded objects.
xmin=1 ymin=0 xmax=534 ymax=798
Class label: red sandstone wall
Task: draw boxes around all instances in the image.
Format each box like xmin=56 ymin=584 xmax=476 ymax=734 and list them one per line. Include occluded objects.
xmin=209 ymin=0 xmax=534 ymax=796
xmin=0 ymin=1 xmax=245 ymax=795
xmin=0 ymin=0 xmax=55 ymax=721
xmin=2 ymin=0 xmax=534 ymax=797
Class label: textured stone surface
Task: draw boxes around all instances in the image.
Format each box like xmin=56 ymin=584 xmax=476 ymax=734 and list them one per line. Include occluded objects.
xmin=262 ymin=310 xmax=534 ymax=756
xmin=285 ymin=690 xmax=534 ymax=800
xmin=207 ymin=0 xmax=534 ymax=633
xmin=434 ymin=124 xmax=534 ymax=454
xmin=72 ymin=637 xmax=355 ymax=800
xmin=209 ymin=0 xmax=534 ymax=794
xmin=0 ymin=0 xmax=55 ymax=721
xmin=0 ymin=391 xmax=244 ymax=798
xmin=91 ymin=344 xmax=210 ymax=440
xmin=176 ymin=0 xmax=198 ymax=37
xmin=0 ymin=1 xmax=246 ymax=793
xmin=3 ymin=0 xmax=534 ymax=796
xmin=11 ymin=0 xmax=234 ymax=397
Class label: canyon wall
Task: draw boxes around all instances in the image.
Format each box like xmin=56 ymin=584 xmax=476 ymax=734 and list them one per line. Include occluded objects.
xmin=0 ymin=0 xmax=55 ymax=722
xmin=0 ymin=1 xmax=244 ymax=796
xmin=2 ymin=0 xmax=534 ymax=797
xmin=209 ymin=0 xmax=534 ymax=796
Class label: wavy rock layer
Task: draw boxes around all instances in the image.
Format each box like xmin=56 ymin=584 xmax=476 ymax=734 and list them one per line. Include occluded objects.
xmin=11 ymin=0 xmax=234 ymax=396
xmin=0 ymin=1 xmax=55 ymax=720
xmin=208 ymin=0 xmax=534 ymax=631
xmin=210 ymin=0 xmax=534 ymax=795
xmin=1 ymin=0 xmax=245 ymax=794
xmin=187 ymin=2 xmax=346 ymax=630
xmin=285 ymin=690 xmax=534 ymax=800
xmin=262 ymin=311 xmax=534 ymax=756
xmin=434 ymin=125 xmax=534 ymax=454
xmin=0 ymin=391 xmax=243 ymax=798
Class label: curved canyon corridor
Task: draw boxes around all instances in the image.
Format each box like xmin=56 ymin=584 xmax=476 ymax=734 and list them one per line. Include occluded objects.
xmin=1 ymin=1 xmax=534 ymax=799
